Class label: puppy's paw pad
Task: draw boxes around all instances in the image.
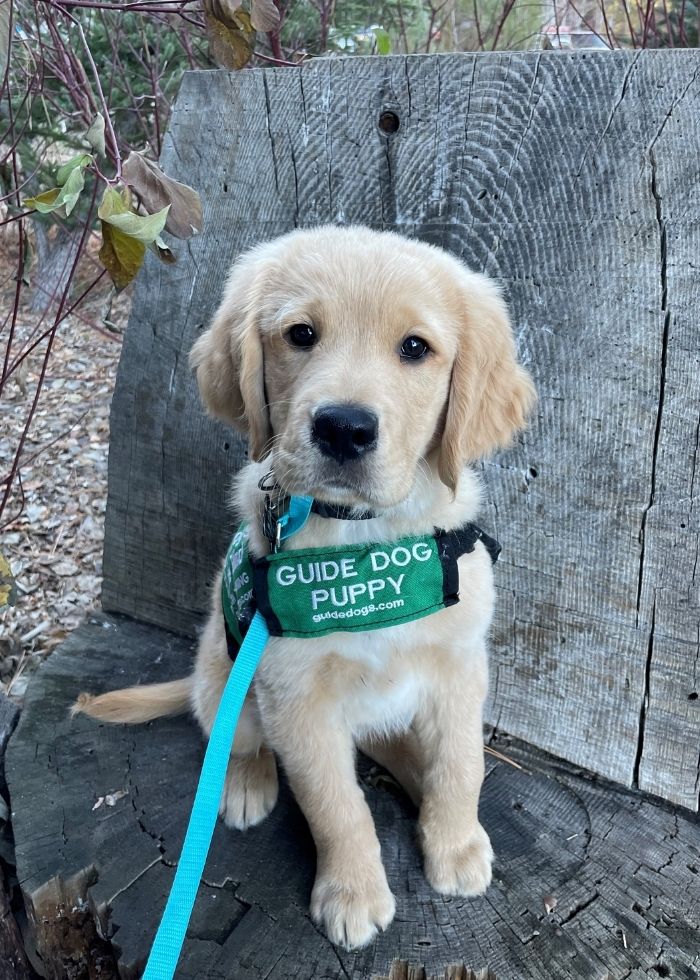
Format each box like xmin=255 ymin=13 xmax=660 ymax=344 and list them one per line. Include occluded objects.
xmin=219 ymin=751 xmax=278 ymax=830
xmin=424 ymin=823 xmax=493 ymax=897
xmin=310 ymin=869 xmax=395 ymax=949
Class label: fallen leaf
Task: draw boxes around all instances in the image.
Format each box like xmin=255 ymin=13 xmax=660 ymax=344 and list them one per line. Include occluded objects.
xmin=0 ymin=552 xmax=16 ymax=608
xmin=52 ymin=559 xmax=79 ymax=577
xmin=122 ymin=152 xmax=203 ymax=239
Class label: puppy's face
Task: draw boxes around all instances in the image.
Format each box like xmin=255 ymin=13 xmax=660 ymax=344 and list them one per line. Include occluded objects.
xmin=191 ymin=227 xmax=535 ymax=508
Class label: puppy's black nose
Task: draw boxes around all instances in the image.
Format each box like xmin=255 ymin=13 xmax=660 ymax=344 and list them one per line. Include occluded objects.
xmin=312 ymin=404 xmax=378 ymax=464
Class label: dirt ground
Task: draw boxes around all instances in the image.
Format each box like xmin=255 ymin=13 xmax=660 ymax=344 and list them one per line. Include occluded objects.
xmin=1 ymin=238 xmax=130 ymax=703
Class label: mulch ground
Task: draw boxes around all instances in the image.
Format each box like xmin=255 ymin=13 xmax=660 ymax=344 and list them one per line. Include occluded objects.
xmin=1 ymin=235 xmax=130 ymax=703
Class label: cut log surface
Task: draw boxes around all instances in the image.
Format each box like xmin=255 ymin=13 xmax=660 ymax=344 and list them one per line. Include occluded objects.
xmin=100 ymin=50 xmax=700 ymax=809
xmin=6 ymin=614 xmax=700 ymax=979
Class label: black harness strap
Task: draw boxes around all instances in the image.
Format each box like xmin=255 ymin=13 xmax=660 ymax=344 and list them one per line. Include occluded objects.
xmin=310 ymin=500 xmax=375 ymax=520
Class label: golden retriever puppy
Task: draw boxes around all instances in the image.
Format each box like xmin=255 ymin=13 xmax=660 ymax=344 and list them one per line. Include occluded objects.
xmin=75 ymin=225 xmax=535 ymax=950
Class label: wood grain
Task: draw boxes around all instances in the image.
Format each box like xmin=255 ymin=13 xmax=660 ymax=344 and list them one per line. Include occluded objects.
xmin=100 ymin=51 xmax=700 ymax=809
xmin=6 ymin=614 xmax=700 ymax=979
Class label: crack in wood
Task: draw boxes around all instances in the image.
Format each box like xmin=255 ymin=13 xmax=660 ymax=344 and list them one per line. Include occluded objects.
xmin=633 ymin=594 xmax=656 ymax=789
xmin=375 ymin=960 xmax=498 ymax=980
xmin=261 ymin=72 xmax=280 ymax=197
xmin=558 ymin=889 xmax=600 ymax=927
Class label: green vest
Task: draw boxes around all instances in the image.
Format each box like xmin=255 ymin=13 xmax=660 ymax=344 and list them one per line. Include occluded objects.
xmin=221 ymin=522 xmax=500 ymax=658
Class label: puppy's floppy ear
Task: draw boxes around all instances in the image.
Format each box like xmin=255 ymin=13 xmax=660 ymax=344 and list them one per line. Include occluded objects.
xmin=189 ymin=248 xmax=272 ymax=460
xmin=438 ymin=271 xmax=536 ymax=494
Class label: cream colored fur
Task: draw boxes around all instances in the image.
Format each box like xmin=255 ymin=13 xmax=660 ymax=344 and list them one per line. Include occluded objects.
xmin=74 ymin=226 xmax=535 ymax=950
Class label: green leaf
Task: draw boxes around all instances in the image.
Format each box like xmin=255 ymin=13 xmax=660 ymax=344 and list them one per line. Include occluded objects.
xmin=58 ymin=166 xmax=85 ymax=216
xmin=98 ymin=186 xmax=130 ymax=220
xmin=56 ymin=153 xmax=92 ymax=187
xmin=86 ymin=113 xmax=106 ymax=157
xmin=122 ymin=151 xmax=203 ymax=239
xmin=24 ymin=166 xmax=85 ymax=216
xmin=97 ymin=186 xmax=170 ymax=287
xmin=99 ymin=222 xmax=147 ymax=291
xmin=101 ymin=205 xmax=170 ymax=244
xmin=374 ymin=28 xmax=391 ymax=55
xmin=24 ymin=187 xmax=62 ymax=213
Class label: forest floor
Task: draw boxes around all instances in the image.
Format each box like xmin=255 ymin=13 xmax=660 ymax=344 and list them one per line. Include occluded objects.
xmin=0 ymin=236 xmax=130 ymax=703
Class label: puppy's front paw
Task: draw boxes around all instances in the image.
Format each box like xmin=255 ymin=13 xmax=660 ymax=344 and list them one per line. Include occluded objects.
xmin=219 ymin=750 xmax=278 ymax=830
xmin=310 ymin=864 xmax=396 ymax=949
xmin=422 ymin=822 xmax=493 ymax=897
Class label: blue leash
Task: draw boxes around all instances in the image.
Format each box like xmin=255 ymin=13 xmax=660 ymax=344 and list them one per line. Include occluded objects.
xmin=142 ymin=496 xmax=313 ymax=980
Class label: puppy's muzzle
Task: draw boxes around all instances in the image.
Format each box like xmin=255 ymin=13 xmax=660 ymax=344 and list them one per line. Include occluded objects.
xmin=311 ymin=404 xmax=378 ymax=465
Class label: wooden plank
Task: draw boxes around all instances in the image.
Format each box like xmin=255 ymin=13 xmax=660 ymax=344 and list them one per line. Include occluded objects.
xmin=101 ymin=51 xmax=700 ymax=806
xmin=5 ymin=616 xmax=700 ymax=979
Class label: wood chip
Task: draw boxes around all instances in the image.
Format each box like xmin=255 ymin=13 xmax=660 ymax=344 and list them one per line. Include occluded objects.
xmin=0 ymin=263 xmax=126 ymax=702
xmin=543 ymin=894 xmax=557 ymax=914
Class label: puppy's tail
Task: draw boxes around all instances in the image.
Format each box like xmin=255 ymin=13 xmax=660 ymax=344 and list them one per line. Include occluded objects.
xmin=71 ymin=677 xmax=193 ymax=724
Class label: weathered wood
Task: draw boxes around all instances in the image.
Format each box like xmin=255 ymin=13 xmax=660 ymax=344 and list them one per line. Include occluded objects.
xmin=0 ymin=693 xmax=35 ymax=980
xmin=0 ymin=692 xmax=19 ymax=801
xmin=100 ymin=51 xmax=700 ymax=810
xmin=0 ymin=864 xmax=35 ymax=980
xmin=6 ymin=614 xmax=700 ymax=979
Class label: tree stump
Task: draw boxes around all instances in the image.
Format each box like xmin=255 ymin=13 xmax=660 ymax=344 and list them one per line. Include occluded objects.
xmin=6 ymin=615 xmax=700 ymax=979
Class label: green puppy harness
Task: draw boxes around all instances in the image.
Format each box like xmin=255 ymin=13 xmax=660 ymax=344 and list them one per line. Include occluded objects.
xmin=222 ymin=497 xmax=500 ymax=656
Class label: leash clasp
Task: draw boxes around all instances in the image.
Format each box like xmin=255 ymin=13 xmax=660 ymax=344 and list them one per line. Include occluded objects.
xmin=259 ymin=471 xmax=285 ymax=553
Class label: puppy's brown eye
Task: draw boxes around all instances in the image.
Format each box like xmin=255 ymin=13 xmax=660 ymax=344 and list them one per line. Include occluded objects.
xmin=400 ymin=336 xmax=430 ymax=360
xmin=286 ymin=324 xmax=317 ymax=349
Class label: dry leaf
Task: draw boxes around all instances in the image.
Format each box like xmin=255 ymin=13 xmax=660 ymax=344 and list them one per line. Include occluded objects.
xmin=150 ymin=235 xmax=176 ymax=264
xmin=204 ymin=0 xmax=243 ymax=26
xmin=205 ymin=7 xmax=254 ymax=69
xmin=0 ymin=0 xmax=11 ymax=84
xmin=0 ymin=552 xmax=15 ymax=608
xmin=122 ymin=152 xmax=203 ymax=239
xmin=250 ymin=0 xmax=280 ymax=32
xmin=99 ymin=223 xmax=146 ymax=291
